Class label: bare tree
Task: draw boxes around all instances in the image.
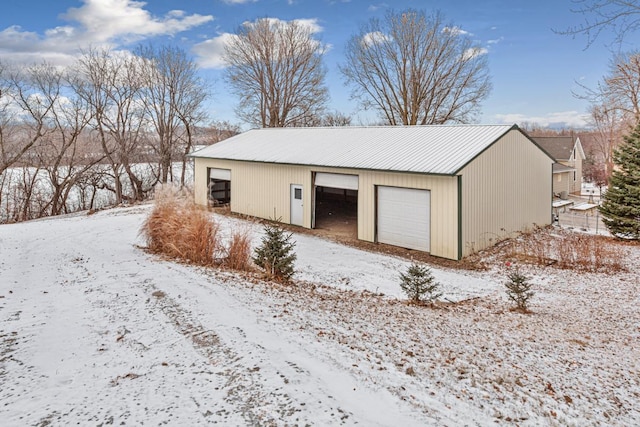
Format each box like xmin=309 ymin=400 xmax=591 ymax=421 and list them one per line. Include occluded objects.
xmin=322 ymin=111 xmax=352 ymax=126
xmin=557 ymin=0 xmax=640 ymax=47
xmin=0 ymin=63 xmax=58 ymax=221
xmin=71 ymin=48 xmax=151 ymax=203
xmin=582 ymin=146 xmax=608 ymax=190
xmin=588 ymin=101 xmax=630 ymax=181
xmin=2 ymin=62 xmax=107 ymax=220
xmin=224 ymin=18 xmax=329 ymax=128
xmin=0 ymin=61 xmax=18 ymax=217
xmin=340 ymin=9 xmax=491 ymax=126
xmin=0 ymin=62 xmax=55 ymax=175
xmin=136 ymin=44 xmax=209 ymax=185
xmin=13 ymin=164 xmax=46 ymax=222
xmin=0 ymin=61 xmax=19 ymax=175
xmin=599 ymin=52 xmax=640 ymax=120
xmin=574 ymin=51 xmax=640 ymax=182
xmin=30 ymin=64 xmax=105 ymax=215
xmin=200 ymin=120 xmax=241 ymax=144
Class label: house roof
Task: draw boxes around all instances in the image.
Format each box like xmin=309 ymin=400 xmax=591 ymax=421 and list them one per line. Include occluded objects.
xmin=531 ymin=136 xmax=582 ymax=161
xmin=191 ymin=124 xmax=532 ymax=175
xmin=552 ymin=163 xmax=575 ymax=174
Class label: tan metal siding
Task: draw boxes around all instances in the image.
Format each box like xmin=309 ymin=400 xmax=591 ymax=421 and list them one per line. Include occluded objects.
xmin=357 ymin=171 xmax=458 ymax=259
xmin=194 ymin=158 xmax=460 ymax=260
xmin=195 ymin=158 xmax=312 ymax=226
xmin=460 ymin=129 xmax=553 ymax=257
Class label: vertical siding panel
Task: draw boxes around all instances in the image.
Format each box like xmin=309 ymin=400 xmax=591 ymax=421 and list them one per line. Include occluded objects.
xmin=194 ymin=159 xmax=208 ymax=206
xmin=460 ymin=130 xmax=552 ymax=257
xmin=357 ymin=170 xmax=458 ymax=259
xmin=194 ymin=159 xmax=307 ymax=224
xmin=194 ymin=159 xmax=460 ymax=260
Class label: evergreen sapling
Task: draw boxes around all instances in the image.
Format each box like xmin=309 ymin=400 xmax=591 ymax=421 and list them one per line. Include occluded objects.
xmin=253 ymin=222 xmax=297 ymax=282
xmin=399 ymin=262 xmax=442 ymax=304
xmin=504 ymin=263 xmax=534 ymax=312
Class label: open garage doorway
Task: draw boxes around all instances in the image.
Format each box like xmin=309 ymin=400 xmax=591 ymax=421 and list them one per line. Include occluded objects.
xmin=313 ymin=172 xmax=358 ymax=238
xmin=208 ymin=168 xmax=231 ymax=206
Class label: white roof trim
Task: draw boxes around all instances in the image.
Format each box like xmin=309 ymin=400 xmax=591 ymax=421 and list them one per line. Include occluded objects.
xmin=574 ymin=137 xmax=586 ymax=160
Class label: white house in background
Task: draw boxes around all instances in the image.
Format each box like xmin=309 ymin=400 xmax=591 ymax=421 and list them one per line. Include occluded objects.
xmin=532 ymin=136 xmax=586 ymax=197
xmin=190 ymin=124 xmax=554 ymax=260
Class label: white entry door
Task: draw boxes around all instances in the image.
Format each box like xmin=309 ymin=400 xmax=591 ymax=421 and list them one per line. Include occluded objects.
xmin=377 ymin=186 xmax=430 ymax=252
xmin=290 ymin=184 xmax=303 ymax=226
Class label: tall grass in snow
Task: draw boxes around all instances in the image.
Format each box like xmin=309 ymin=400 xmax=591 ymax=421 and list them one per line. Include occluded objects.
xmin=141 ymin=185 xmax=219 ymax=266
xmin=223 ymin=227 xmax=253 ymax=271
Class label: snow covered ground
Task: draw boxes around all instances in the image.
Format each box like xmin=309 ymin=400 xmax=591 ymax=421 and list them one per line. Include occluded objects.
xmin=1 ymin=205 xmax=639 ymax=426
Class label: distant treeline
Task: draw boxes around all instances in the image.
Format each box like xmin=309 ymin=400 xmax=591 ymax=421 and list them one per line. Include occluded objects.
xmin=0 ymin=46 xmax=239 ymax=223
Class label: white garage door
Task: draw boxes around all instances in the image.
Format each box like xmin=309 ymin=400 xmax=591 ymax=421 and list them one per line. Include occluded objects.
xmin=209 ymin=168 xmax=231 ymax=180
xmin=377 ymin=186 xmax=430 ymax=252
xmin=315 ymin=172 xmax=359 ymax=190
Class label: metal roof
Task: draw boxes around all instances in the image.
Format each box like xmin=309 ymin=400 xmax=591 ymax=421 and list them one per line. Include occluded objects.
xmin=191 ymin=124 xmax=518 ymax=175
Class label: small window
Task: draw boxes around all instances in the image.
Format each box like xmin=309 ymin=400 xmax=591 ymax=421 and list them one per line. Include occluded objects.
xmin=294 ymin=188 xmax=302 ymax=200
xmin=573 ymin=171 xmax=576 ymax=181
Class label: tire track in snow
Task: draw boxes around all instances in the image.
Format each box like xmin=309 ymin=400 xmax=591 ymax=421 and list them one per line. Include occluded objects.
xmin=143 ymin=280 xmax=330 ymax=426
xmin=144 ymin=265 xmax=425 ymax=426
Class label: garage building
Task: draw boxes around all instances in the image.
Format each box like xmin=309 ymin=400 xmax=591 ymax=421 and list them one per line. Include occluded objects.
xmin=191 ymin=124 xmax=553 ymax=260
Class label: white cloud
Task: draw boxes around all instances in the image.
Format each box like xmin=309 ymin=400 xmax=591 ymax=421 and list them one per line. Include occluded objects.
xmin=367 ymin=3 xmax=388 ymax=12
xmin=494 ymin=111 xmax=590 ymax=128
xmin=192 ymin=32 xmax=237 ymax=69
xmin=443 ymin=26 xmax=470 ymax=36
xmin=250 ymin=17 xmax=322 ymax=34
xmin=462 ymin=47 xmax=488 ymax=60
xmin=0 ymin=0 xmax=213 ymax=65
xmin=221 ymin=0 xmax=257 ymax=3
xmin=361 ymin=31 xmax=389 ymax=47
xmin=62 ymin=0 xmax=213 ymax=42
xmin=487 ymin=36 xmax=504 ymax=45
xmin=290 ymin=18 xmax=323 ymax=34
xmin=193 ymin=18 xmax=324 ymax=70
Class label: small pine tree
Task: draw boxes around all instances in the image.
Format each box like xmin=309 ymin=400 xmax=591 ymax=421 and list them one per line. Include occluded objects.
xmin=599 ymin=121 xmax=640 ymax=239
xmin=399 ymin=262 xmax=442 ymax=304
xmin=504 ymin=266 xmax=534 ymax=312
xmin=253 ymin=222 xmax=297 ymax=282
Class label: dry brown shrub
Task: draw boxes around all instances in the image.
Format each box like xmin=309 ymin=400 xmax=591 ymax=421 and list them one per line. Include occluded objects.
xmin=555 ymin=233 xmax=578 ymax=268
xmin=223 ymin=227 xmax=253 ymax=271
xmin=526 ymin=229 xmax=548 ymax=265
xmin=506 ymin=227 xmax=627 ymax=272
xmin=141 ymin=185 xmax=219 ymax=266
xmin=510 ymin=227 xmax=552 ymax=265
xmin=569 ymin=232 xmax=625 ymax=272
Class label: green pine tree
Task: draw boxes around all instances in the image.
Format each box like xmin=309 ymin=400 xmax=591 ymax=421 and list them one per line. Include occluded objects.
xmin=253 ymin=222 xmax=297 ymax=282
xmin=399 ymin=262 xmax=442 ymax=304
xmin=599 ymin=122 xmax=640 ymax=239
xmin=504 ymin=267 xmax=534 ymax=312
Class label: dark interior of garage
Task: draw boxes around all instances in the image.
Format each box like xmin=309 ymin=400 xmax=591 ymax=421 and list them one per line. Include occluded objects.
xmin=209 ymin=179 xmax=230 ymax=205
xmin=314 ymin=186 xmax=357 ymax=238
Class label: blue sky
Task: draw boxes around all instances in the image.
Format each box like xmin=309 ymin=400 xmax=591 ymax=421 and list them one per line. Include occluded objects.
xmin=1 ymin=0 xmax=636 ymax=129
